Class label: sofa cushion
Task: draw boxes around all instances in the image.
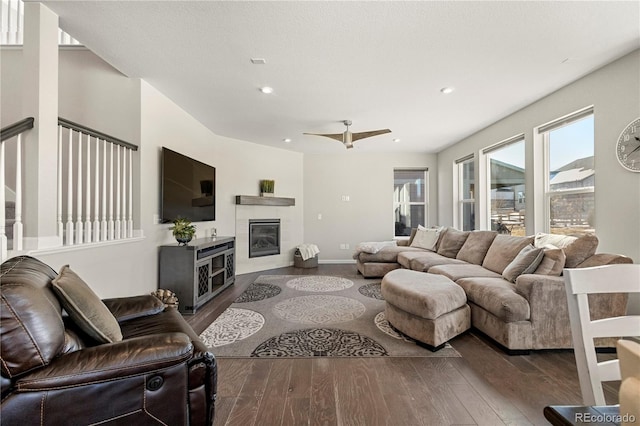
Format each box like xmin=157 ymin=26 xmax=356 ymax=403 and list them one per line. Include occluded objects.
xmin=534 ymin=233 xmax=598 ymax=268
xmin=355 ymin=241 xmax=397 ymax=254
xmin=534 ymin=246 xmax=566 ymax=276
xmin=356 ymin=245 xmax=425 ymax=263
xmin=428 ymin=264 xmax=502 ymax=281
xmin=410 ymin=227 xmax=442 ymax=251
xmin=456 ymin=230 xmax=498 ymax=265
xmin=482 ymin=234 xmax=534 ymax=274
xmin=436 ymin=227 xmax=470 ymax=258
xmin=52 ymin=265 xmax=123 ymax=344
xmin=409 ymin=253 xmax=466 ymax=272
xmin=502 ymin=244 xmax=545 ymax=283
xmin=381 ymin=270 xmax=466 ymax=320
xmin=456 ymin=277 xmax=530 ymax=322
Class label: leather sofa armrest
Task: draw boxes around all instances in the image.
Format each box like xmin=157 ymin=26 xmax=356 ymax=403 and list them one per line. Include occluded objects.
xmin=576 ymin=253 xmax=634 ymax=268
xmin=103 ymin=295 xmax=165 ymax=322
xmin=15 ymin=333 xmax=193 ymax=391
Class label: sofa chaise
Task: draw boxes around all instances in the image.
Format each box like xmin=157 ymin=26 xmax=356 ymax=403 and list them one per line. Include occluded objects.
xmin=354 ymin=228 xmax=632 ymax=352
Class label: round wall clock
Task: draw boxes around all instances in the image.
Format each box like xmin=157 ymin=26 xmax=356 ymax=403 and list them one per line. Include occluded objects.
xmin=616 ymin=117 xmax=640 ymax=172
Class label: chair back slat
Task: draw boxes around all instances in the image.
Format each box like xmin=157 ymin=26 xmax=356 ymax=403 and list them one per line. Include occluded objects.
xmin=564 ymin=264 xmax=640 ymax=406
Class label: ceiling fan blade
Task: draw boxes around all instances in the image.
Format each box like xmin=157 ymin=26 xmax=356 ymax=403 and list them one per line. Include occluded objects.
xmin=303 ymin=132 xmax=344 ymax=142
xmin=351 ymin=129 xmax=392 ymax=142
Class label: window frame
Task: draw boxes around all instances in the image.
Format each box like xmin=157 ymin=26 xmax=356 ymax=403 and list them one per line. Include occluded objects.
xmin=454 ymin=155 xmax=475 ymax=231
xmin=481 ymin=134 xmax=526 ymax=232
xmin=393 ymin=168 xmax=429 ymax=238
xmin=539 ymin=107 xmax=595 ymax=233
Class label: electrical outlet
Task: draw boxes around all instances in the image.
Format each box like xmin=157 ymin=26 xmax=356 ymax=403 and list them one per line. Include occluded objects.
xmin=339 ymin=243 xmax=350 ymax=250
xmin=341 ymin=195 xmax=350 ymax=202
xmin=344 ymin=243 xmax=350 ymax=249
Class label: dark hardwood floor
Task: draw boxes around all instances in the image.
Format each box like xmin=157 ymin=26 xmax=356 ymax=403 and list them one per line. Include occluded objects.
xmin=185 ymin=264 xmax=620 ymax=426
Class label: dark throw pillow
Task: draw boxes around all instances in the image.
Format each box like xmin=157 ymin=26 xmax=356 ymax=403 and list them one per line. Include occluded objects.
xmin=51 ymin=265 xmax=123 ymax=344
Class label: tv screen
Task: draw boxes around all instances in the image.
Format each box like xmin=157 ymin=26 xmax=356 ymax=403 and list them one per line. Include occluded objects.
xmin=161 ymin=147 xmax=215 ymax=223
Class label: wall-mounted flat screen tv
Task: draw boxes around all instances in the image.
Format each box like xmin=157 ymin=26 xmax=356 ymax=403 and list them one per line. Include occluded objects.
xmin=161 ymin=147 xmax=215 ymax=223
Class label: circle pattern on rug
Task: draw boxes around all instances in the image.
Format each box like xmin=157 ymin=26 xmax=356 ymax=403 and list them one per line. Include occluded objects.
xmin=234 ymin=282 xmax=281 ymax=303
xmin=374 ymin=312 xmax=415 ymax=343
xmin=199 ymin=308 xmax=264 ymax=347
xmin=286 ymin=276 xmax=353 ymax=292
xmin=358 ymin=282 xmax=383 ymax=300
xmin=273 ymin=295 xmax=365 ymax=324
xmin=251 ymin=328 xmax=388 ymax=357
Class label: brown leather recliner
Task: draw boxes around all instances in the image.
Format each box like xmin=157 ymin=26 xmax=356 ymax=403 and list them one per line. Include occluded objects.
xmin=0 ymin=256 xmax=216 ymax=425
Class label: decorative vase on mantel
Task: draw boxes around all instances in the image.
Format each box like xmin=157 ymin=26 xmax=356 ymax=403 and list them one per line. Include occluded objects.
xmin=259 ymin=179 xmax=275 ymax=197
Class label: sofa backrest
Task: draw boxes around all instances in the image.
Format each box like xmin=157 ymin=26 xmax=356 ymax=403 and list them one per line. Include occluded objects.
xmin=1 ymin=256 xmax=66 ymax=385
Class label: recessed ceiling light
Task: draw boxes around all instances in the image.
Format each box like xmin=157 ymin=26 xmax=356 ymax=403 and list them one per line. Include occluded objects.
xmin=283 ymin=138 xmax=292 ymax=143
xmin=393 ymin=138 xmax=401 ymax=143
xmin=251 ymin=58 xmax=267 ymax=64
xmin=260 ymin=86 xmax=274 ymax=94
xmin=440 ymin=87 xmax=455 ymax=94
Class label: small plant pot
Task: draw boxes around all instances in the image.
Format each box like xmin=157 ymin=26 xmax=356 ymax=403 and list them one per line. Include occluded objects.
xmin=260 ymin=192 xmax=274 ymax=197
xmin=175 ymin=235 xmax=193 ymax=245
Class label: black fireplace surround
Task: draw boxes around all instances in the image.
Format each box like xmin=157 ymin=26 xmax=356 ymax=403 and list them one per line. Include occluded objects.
xmin=249 ymin=219 xmax=280 ymax=258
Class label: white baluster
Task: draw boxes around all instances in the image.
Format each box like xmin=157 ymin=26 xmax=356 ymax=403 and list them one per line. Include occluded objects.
xmin=115 ymin=145 xmax=121 ymax=239
xmin=128 ymin=147 xmax=133 ymax=237
xmin=57 ymin=125 xmax=63 ymax=238
xmin=75 ymin=132 xmax=83 ymax=244
xmin=121 ymin=147 xmax=127 ymax=239
xmin=84 ymin=134 xmax=92 ymax=242
xmin=12 ymin=133 xmax=23 ymax=250
xmin=93 ymin=137 xmax=100 ymax=242
xmin=16 ymin=0 xmax=22 ymax=45
xmin=66 ymin=129 xmax=74 ymax=245
xmin=0 ymin=140 xmax=7 ymax=261
xmin=101 ymin=138 xmax=107 ymax=241
xmin=108 ymin=142 xmax=114 ymax=240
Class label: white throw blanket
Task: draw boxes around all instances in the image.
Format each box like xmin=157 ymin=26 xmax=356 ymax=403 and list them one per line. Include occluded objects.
xmin=352 ymin=241 xmax=397 ymax=259
xmin=297 ymin=243 xmax=320 ymax=261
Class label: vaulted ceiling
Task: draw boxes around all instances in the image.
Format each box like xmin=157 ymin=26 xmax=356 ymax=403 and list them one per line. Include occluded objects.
xmin=42 ymin=1 xmax=640 ymax=153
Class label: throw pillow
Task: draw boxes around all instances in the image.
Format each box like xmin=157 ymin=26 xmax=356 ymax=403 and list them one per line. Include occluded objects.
xmin=51 ymin=265 xmax=123 ymax=344
xmin=534 ymin=246 xmax=566 ymax=276
xmin=482 ymin=234 xmax=534 ymax=274
xmin=534 ymin=233 xmax=598 ymax=268
xmin=407 ymin=227 xmax=419 ymax=246
xmin=436 ymin=227 xmax=470 ymax=258
xmin=502 ymin=244 xmax=545 ymax=283
xmin=410 ymin=227 xmax=442 ymax=251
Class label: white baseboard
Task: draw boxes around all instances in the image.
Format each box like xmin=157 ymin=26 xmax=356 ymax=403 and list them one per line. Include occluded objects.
xmin=318 ymin=259 xmax=357 ymax=264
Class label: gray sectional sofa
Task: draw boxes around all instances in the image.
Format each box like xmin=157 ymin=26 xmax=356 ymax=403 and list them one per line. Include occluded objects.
xmin=354 ymin=227 xmax=633 ymax=352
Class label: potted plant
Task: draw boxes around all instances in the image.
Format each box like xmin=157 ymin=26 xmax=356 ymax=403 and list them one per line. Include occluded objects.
xmin=260 ymin=179 xmax=275 ymax=197
xmin=170 ymin=217 xmax=196 ymax=245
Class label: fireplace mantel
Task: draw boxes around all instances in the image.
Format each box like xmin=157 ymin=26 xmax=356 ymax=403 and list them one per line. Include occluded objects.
xmin=235 ymin=195 xmax=295 ymax=206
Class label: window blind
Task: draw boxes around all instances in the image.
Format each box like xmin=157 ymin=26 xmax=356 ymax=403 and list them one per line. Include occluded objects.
xmin=537 ymin=106 xmax=594 ymax=134
xmin=455 ymin=154 xmax=474 ymax=164
xmin=482 ymin=134 xmax=525 ymax=154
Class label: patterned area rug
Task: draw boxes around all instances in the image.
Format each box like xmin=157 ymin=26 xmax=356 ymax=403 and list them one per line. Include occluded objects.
xmin=200 ymin=275 xmax=461 ymax=358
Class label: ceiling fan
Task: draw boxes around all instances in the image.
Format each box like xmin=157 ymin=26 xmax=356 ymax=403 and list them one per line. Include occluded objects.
xmin=303 ymin=120 xmax=391 ymax=149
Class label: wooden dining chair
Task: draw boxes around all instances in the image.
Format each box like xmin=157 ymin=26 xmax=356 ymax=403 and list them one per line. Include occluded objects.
xmin=564 ymin=264 xmax=640 ymax=406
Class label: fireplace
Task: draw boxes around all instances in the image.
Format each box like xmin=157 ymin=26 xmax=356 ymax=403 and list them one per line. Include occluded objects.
xmin=249 ymin=219 xmax=281 ymax=258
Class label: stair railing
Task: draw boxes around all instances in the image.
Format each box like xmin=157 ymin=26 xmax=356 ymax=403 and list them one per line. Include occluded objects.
xmin=57 ymin=118 xmax=138 ymax=246
xmin=0 ymin=117 xmax=33 ymax=260
xmin=1 ymin=0 xmax=81 ymax=45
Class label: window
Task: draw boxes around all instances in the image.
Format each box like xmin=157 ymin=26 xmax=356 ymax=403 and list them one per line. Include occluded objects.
xmin=483 ymin=136 xmax=525 ymax=236
xmin=540 ymin=109 xmax=594 ymax=235
xmin=393 ymin=169 xmax=427 ymax=237
xmin=455 ymin=156 xmax=475 ymax=231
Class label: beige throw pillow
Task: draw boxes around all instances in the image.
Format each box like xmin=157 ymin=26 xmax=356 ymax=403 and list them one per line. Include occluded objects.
xmin=534 ymin=246 xmax=566 ymax=276
xmin=534 ymin=232 xmax=598 ymax=268
xmin=410 ymin=227 xmax=442 ymax=251
xmin=502 ymin=244 xmax=545 ymax=283
xmin=52 ymin=265 xmax=123 ymax=344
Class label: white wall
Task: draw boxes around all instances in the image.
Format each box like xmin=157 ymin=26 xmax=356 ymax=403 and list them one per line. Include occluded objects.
xmin=437 ymin=50 xmax=640 ymax=263
xmin=3 ymin=48 xmax=304 ymax=297
xmin=303 ymin=151 xmax=438 ymax=262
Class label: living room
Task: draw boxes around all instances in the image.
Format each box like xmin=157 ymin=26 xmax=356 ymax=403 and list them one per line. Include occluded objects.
xmin=1 ymin=1 xmax=639 ymax=425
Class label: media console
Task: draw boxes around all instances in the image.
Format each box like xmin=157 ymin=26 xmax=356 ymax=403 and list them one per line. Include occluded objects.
xmin=159 ymin=236 xmax=235 ymax=314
